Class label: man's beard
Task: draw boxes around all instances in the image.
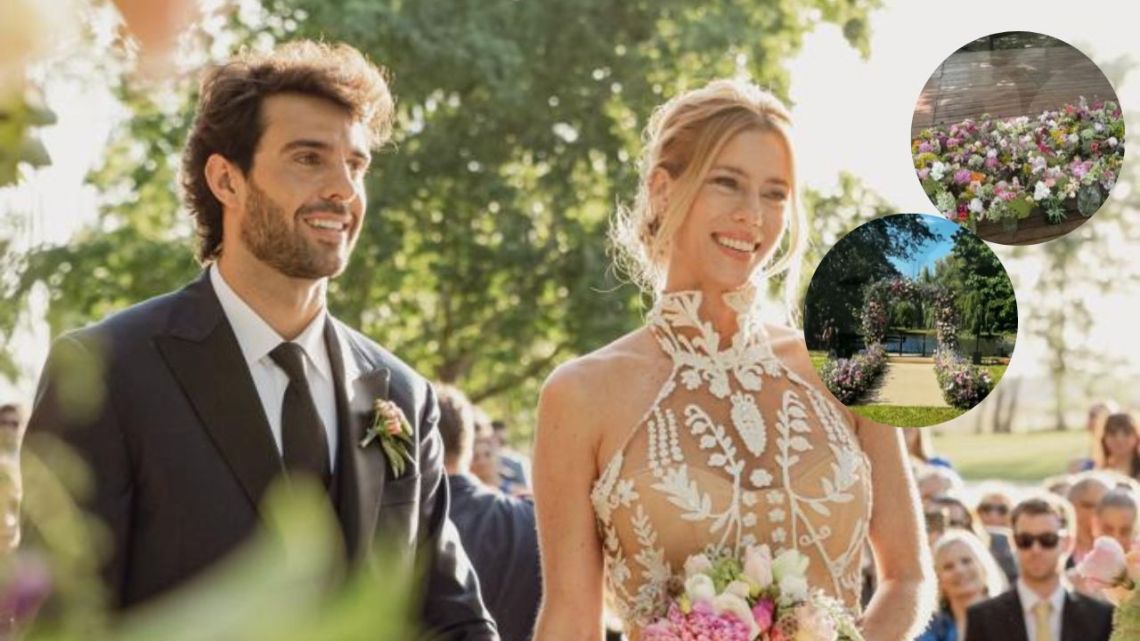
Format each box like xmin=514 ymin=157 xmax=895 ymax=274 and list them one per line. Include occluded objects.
xmin=240 ymin=180 xmax=354 ymax=279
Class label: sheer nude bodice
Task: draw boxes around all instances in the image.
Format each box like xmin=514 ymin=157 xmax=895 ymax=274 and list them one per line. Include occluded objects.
xmin=589 ymin=288 xmax=872 ymax=632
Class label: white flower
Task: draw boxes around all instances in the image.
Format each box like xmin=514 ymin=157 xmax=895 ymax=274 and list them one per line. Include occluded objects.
xmin=969 ymin=198 xmax=983 ymax=214
xmin=1109 ymin=137 xmax=1119 ymax=147
xmin=1095 ymin=122 xmax=1105 ymax=132
xmin=712 ymin=592 xmax=760 ymax=638
xmin=685 ymin=573 xmax=716 ymax=604
xmin=793 ymin=602 xmax=839 ymax=641
xmin=743 ymin=544 xmax=773 ymax=589
xmin=930 ymin=161 xmax=947 ymax=181
xmin=684 ymin=553 xmax=712 ymax=578
xmin=725 ymin=579 xmax=752 ymax=599
xmin=772 ymin=549 xmax=810 ymax=582
xmin=1033 ymin=181 xmax=1051 ymax=200
xmin=986 ymin=148 xmax=997 ymax=158
xmin=778 ymin=574 xmax=809 ymax=603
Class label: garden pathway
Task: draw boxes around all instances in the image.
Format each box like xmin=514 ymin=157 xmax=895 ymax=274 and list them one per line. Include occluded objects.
xmin=870 ymin=357 xmax=948 ymax=407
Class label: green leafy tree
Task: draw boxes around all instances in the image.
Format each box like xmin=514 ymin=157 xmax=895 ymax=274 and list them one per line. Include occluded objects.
xmin=948 ymin=227 xmax=1017 ymax=362
xmin=3 ymin=1 xmax=882 ymax=439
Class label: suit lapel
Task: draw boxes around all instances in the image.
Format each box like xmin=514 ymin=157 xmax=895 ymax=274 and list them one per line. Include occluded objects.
xmin=155 ymin=272 xmax=283 ymax=510
xmin=1059 ymin=591 xmax=1079 ymax=641
xmin=325 ymin=320 xmax=390 ymax=559
xmin=1007 ymin=590 xmax=1030 ymax=641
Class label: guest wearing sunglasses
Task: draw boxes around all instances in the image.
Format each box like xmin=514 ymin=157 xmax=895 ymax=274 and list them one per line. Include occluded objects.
xmin=965 ymin=496 xmax=1112 ymax=641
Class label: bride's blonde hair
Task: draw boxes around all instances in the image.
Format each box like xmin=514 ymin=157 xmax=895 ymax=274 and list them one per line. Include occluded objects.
xmin=610 ymin=79 xmax=807 ymax=313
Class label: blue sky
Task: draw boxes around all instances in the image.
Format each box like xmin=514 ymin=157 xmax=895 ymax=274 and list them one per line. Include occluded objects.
xmin=886 ymin=214 xmax=958 ymax=279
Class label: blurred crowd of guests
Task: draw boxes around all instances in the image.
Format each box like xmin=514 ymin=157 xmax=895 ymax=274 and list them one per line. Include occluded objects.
xmin=897 ymin=403 xmax=1140 ymax=641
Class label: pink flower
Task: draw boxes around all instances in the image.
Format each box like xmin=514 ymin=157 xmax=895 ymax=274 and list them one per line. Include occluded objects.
xmin=1077 ymin=537 xmax=1128 ymax=588
xmin=752 ymin=599 xmax=775 ymax=632
xmin=953 ymin=169 xmax=971 ymax=185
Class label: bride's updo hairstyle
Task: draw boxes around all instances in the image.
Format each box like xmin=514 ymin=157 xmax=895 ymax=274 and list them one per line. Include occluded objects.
xmin=611 ymin=79 xmax=806 ymax=307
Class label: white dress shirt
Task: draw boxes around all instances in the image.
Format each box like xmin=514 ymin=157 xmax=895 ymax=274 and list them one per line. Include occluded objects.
xmin=1017 ymin=579 xmax=1065 ymax=641
xmin=210 ymin=265 xmax=338 ymax=469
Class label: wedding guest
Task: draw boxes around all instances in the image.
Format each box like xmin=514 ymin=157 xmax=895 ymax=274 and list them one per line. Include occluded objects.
xmin=1043 ymin=474 xmax=1073 ymax=499
xmin=975 ymin=483 xmax=1016 ymax=529
xmin=1069 ymin=400 xmax=1118 ymax=472
xmin=1066 ymin=473 xmax=1110 ymax=568
xmin=491 ymin=419 xmax=531 ymax=496
xmin=0 ymin=404 xmax=25 ymax=457
xmin=965 ymin=496 xmax=1112 ymax=641
xmin=470 ymin=406 xmax=503 ymax=491
xmin=918 ymin=465 xmax=964 ymax=502
xmin=927 ymin=495 xmax=975 ymax=532
xmin=436 ymin=384 xmax=541 ymax=641
xmin=917 ymin=529 xmax=1008 ymax=641
xmin=1097 ymin=412 xmax=1140 ymax=480
xmin=905 ymin=427 xmax=953 ymax=470
xmin=1093 ymin=489 xmax=1137 ymax=551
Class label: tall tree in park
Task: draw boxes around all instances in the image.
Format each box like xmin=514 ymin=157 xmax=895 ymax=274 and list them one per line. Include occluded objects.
xmin=948 ymin=227 xmax=1016 ymax=363
xmin=1 ymin=1 xmax=882 ymax=431
xmin=1010 ymin=53 xmax=1140 ymax=431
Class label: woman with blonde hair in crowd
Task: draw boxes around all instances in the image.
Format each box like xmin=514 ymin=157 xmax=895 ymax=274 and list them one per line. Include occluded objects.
xmin=916 ymin=529 xmax=1008 ymax=641
xmin=533 ymin=78 xmax=931 ymax=640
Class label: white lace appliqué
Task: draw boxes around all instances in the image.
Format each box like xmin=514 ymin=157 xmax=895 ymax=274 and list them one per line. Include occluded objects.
xmin=588 ymin=288 xmax=872 ymax=630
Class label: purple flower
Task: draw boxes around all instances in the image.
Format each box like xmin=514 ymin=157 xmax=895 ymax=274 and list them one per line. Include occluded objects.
xmin=953 ymin=169 xmax=971 ymax=185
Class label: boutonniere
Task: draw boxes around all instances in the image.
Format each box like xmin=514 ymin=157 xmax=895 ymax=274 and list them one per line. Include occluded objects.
xmin=359 ymin=399 xmax=415 ymax=478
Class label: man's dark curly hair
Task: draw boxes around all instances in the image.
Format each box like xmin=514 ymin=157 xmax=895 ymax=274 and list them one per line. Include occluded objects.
xmin=180 ymin=40 xmax=394 ymax=263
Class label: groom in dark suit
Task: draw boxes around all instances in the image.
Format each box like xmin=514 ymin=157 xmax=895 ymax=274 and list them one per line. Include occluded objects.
xmin=24 ymin=40 xmax=497 ymax=639
xmin=965 ymin=496 xmax=1111 ymax=641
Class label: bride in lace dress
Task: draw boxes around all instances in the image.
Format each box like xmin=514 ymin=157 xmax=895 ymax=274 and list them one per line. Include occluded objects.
xmin=532 ymin=79 xmax=933 ymax=640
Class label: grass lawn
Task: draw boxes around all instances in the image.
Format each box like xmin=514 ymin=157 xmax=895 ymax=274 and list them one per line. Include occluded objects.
xmin=986 ymin=365 xmax=1007 ymax=384
xmin=809 ymin=350 xmax=828 ymax=371
xmin=930 ymin=429 xmax=1088 ymax=483
xmin=852 ymin=405 xmax=964 ymax=428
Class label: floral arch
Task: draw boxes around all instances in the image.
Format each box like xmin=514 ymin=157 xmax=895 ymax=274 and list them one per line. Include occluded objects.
xmin=859 ymin=277 xmax=959 ymax=351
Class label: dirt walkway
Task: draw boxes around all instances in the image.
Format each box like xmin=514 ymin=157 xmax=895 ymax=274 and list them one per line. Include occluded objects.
xmin=869 ymin=357 xmax=948 ymax=407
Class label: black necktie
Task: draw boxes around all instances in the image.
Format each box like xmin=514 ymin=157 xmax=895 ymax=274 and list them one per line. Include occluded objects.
xmin=269 ymin=342 xmax=331 ymax=486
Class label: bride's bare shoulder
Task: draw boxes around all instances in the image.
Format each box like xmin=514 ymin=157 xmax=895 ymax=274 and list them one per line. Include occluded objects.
xmin=541 ymin=327 xmax=662 ymax=404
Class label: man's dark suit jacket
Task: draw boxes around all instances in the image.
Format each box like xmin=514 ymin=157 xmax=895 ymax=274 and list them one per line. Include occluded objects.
xmin=25 ymin=272 xmax=498 ymax=640
xmin=964 ymin=586 xmax=1113 ymax=641
xmin=446 ymin=474 xmax=541 ymax=641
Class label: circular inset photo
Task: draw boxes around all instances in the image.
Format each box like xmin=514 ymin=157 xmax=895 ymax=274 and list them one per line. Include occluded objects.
xmin=803 ymin=214 xmax=1017 ymax=428
xmin=911 ymin=31 xmax=1124 ymax=245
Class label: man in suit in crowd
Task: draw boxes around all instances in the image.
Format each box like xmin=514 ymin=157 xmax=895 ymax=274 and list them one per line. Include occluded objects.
xmin=436 ymin=384 xmax=541 ymax=641
xmin=965 ymin=495 xmax=1112 ymax=641
xmin=24 ymin=40 xmax=497 ymax=639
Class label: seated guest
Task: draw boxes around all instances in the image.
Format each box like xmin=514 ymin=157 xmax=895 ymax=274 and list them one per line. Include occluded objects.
xmin=1094 ymin=489 xmax=1137 ymax=551
xmin=965 ymin=496 xmax=1113 ymax=641
xmin=917 ymin=529 xmax=1008 ymax=641
xmin=1066 ymin=473 xmax=1110 ymax=568
xmin=1042 ymin=474 xmax=1073 ymax=500
xmin=436 ymin=384 xmax=541 ymax=641
xmin=1069 ymin=401 xmax=1117 ymax=473
xmin=918 ymin=465 xmax=965 ymax=503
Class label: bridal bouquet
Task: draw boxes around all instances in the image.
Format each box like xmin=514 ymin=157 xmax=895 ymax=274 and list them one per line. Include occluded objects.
xmin=1075 ymin=537 xmax=1140 ymax=640
xmin=641 ymin=545 xmax=863 ymax=641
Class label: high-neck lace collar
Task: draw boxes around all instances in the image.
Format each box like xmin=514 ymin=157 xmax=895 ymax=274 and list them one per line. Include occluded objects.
xmin=649 ymin=284 xmax=767 ymax=348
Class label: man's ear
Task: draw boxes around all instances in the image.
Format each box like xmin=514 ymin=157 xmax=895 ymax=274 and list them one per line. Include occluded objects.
xmin=204 ymin=153 xmax=243 ymax=209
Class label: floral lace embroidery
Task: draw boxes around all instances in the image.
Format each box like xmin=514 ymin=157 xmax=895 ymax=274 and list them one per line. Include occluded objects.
xmin=588 ymin=287 xmax=872 ymax=629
